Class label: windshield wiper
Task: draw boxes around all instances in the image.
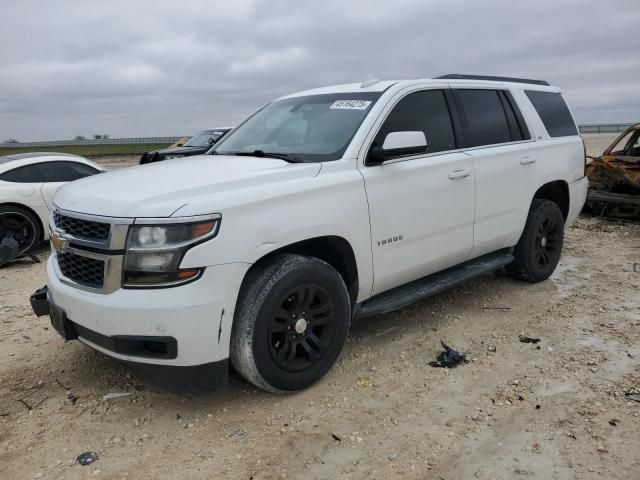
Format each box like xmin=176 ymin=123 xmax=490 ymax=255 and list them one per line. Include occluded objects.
xmin=228 ymin=150 xmax=306 ymax=163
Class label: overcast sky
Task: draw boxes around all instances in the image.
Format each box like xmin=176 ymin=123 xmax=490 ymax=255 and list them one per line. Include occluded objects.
xmin=1 ymin=0 xmax=638 ymax=141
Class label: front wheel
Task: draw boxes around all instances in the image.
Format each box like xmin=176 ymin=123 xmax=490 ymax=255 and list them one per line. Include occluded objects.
xmin=0 ymin=205 xmax=42 ymax=254
xmin=230 ymin=254 xmax=351 ymax=393
xmin=507 ymin=199 xmax=564 ymax=282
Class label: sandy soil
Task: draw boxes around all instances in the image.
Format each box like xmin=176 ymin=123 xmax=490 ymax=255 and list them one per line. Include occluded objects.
xmin=1 ymin=135 xmax=639 ymax=479
xmin=581 ymin=134 xmax=618 ymax=157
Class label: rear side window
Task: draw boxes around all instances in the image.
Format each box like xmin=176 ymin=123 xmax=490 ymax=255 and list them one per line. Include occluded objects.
xmin=0 ymin=161 xmax=99 ymax=183
xmin=37 ymin=161 xmax=100 ymax=182
xmin=374 ymin=90 xmax=456 ymax=155
xmin=525 ymin=91 xmax=578 ymax=137
xmin=455 ymin=89 xmax=513 ymax=147
xmin=0 ymin=164 xmax=43 ymax=183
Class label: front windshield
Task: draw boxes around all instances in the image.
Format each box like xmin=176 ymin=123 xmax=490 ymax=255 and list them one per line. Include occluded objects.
xmin=184 ymin=130 xmax=225 ymax=147
xmin=212 ymin=92 xmax=382 ymax=162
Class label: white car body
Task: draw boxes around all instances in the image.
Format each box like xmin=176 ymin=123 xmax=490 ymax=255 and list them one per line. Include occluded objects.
xmin=0 ymin=152 xmax=105 ymax=243
xmin=44 ymin=76 xmax=588 ymax=386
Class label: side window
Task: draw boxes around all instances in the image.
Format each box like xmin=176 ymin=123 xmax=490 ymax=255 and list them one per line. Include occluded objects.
xmin=374 ymin=90 xmax=456 ymax=156
xmin=0 ymin=164 xmax=44 ymax=183
xmin=525 ymin=90 xmax=578 ymax=137
xmin=456 ymin=89 xmax=513 ymax=147
xmin=501 ymin=91 xmax=530 ymax=141
xmin=37 ymin=161 xmax=100 ymax=182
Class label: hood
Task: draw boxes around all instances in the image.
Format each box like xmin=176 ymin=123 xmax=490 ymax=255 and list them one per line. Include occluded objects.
xmin=155 ymin=145 xmax=209 ymax=156
xmin=54 ymin=155 xmax=321 ymax=218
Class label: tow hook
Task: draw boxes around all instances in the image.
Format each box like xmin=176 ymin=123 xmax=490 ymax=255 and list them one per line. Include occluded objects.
xmin=30 ymin=286 xmax=49 ymax=317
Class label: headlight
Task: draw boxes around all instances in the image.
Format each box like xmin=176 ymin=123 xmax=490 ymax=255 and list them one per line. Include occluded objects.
xmin=123 ymin=216 xmax=220 ymax=288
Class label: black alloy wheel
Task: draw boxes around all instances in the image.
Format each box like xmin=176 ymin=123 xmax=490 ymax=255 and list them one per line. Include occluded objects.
xmin=0 ymin=208 xmax=40 ymax=253
xmin=231 ymin=254 xmax=351 ymax=393
xmin=267 ymin=284 xmax=336 ymax=373
xmin=507 ymin=199 xmax=564 ymax=282
xmin=534 ymin=215 xmax=561 ymax=268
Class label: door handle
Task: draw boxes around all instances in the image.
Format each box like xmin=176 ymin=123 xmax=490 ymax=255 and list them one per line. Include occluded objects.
xmin=520 ymin=156 xmax=536 ymax=165
xmin=448 ymin=169 xmax=471 ymax=180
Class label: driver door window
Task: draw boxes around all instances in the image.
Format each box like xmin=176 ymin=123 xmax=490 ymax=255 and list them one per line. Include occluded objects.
xmin=371 ymin=90 xmax=456 ymax=160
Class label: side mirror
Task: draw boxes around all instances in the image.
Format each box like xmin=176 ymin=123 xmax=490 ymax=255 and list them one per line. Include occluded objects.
xmin=208 ymin=138 xmax=215 ymax=145
xmin=176 ymin=143 xmax=184 ymax=147
xmin=368 ymin=131 xmax=427 ymax=165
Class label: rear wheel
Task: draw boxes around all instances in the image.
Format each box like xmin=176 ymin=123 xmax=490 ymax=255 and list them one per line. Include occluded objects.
xmin=0 ymin=206 xmax=41 ymax=254
xmin=231 ymin=254 xmax=351 ymax=393
xmin=507 ymin=199 xmax=564 ymax=282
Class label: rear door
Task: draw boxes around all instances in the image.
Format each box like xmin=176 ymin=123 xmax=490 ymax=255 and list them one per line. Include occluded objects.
xmin=359 ymin=87 xmax=475 ymax=296
xmin=452 ymin=87 xmax=538 ymax=258
xmin=38 ymin=161 xmax=101 ymax=208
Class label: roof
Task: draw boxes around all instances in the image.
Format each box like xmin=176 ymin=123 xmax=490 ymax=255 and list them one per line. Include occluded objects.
xmin=435 ymin=74 xmax=550 ymax=86
xmin=277 ymin=76 xmax=559 ymax=101
xmin=0 ymin=152 xmax=103 ymax=174
xmin=0 ymin=151 xmax=82 ymax=164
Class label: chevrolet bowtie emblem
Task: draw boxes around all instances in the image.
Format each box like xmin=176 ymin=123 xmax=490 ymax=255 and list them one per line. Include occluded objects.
xmin=50 ymin=232 xmax=67 ymax=252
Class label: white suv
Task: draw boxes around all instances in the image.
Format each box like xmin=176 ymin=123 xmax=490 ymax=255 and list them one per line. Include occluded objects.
xmin=32 ymin=75 xmax=588 ymax=392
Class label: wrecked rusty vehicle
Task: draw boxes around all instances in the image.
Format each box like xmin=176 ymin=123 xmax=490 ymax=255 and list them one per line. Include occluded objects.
xmin=585 ymin=123 xmax=640 ymax=218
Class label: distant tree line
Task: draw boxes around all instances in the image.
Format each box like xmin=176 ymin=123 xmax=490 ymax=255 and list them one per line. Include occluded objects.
xmin=75 ymin=134 xmax=110 ymax=140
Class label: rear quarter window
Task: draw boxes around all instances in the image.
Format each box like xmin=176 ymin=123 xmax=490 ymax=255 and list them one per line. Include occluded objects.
xmin=0 ymin=164 xmax=43 ymax=183
xmin=525 ymin=91 xmax=578 ymax=137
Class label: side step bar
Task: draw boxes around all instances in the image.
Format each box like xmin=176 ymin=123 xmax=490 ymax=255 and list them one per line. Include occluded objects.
xmin=355 ymin=251 xmax=514 ymax=319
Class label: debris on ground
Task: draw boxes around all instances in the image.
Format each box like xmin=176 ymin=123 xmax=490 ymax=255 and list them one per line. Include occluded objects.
xmin=0 ymin=237 xmax=20 ymax=267
xmin=429 ymin=340 xmax=469 ymax=368
xmin=487 ymin=345 xmax=497 ymax=353
xmin=331 ymin=433 xmax=342 ymax=442
xmin=519 ymin=335 xmax=541 ymax=344
xmin=76 ymin=451 xmax=98 ymax=466
xmin=625 ymin=393 xmax=640 ymax=403
xmin=102 ymin=392 xmax=131 ymax=400
xmin=609 ymin=418 xmax=621 ymax=426
xmin=585 ymin=123 xmax=640 ymax=219
xmin=355 ymin=377 xmax=371 ymax=389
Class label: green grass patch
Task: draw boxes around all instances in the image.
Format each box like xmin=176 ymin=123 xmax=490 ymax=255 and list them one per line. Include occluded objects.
xmin=0 ymin=143 xmax=173 ymax=158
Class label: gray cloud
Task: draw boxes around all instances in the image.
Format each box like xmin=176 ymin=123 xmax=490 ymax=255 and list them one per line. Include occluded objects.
xmin=1 ymin=0 xmax=639 ymax=140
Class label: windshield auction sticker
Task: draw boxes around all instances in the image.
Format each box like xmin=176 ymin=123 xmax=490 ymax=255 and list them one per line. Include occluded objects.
xmin=330 ymin=100 xmax=372 ymax=110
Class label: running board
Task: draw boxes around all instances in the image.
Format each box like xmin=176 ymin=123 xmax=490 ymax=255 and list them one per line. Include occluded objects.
xmin=356 ymin=251 xmax=514 ymax=319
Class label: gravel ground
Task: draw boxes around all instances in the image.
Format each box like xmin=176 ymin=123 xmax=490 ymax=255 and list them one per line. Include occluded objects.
xmin=1 ymin=135 xmax=638 ymax=479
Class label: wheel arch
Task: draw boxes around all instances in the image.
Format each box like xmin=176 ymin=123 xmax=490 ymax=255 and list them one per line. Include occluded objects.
xmin=241 ymin=235 xmax=359 ymax=305
xmin=532 ymin=180 xmax=569 ymax=222
xmin=0 ymin=202 xmax=46 ymax=242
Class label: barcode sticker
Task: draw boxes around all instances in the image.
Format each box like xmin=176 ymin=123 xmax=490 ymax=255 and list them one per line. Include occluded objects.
xmin=330 ymin=100 xmax=372 ymax=110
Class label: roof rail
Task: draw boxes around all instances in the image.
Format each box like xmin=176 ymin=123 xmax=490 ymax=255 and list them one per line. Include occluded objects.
xmin=435 ymin=74 xmax=550 ymax=86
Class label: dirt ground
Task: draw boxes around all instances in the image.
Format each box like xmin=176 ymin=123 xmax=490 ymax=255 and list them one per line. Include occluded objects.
xmin=1 ymin=137 xmax=639 ymax=480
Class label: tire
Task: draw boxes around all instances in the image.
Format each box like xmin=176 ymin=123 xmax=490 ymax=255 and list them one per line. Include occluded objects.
xmin=0 ymin=205 xmax=42 ymax=254
xmin=507 ymin=199 xmax=564 ymax=282
xmin=230 ymin=254 xmax=351 ymax=393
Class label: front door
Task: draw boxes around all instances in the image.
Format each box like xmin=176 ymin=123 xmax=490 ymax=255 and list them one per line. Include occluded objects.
xmin=359 ymin=89 xmax=475 ymax=296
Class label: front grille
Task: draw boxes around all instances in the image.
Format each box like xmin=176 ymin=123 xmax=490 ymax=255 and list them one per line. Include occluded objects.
xmin=58 ymin=252 xmax=105 ymax=288
xmin=54 ymin=211 xmax=110 ymax=241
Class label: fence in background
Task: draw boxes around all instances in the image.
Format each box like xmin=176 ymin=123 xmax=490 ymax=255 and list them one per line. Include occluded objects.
xmin=578 ymin=124 xmax=634 ymax=134
xmin=0 ymin=137 xmax=181 ymax=148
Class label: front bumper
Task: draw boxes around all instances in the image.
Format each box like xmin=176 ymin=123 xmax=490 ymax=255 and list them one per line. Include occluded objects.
xmin=44 ymin=256 xmax=249 ymax=367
